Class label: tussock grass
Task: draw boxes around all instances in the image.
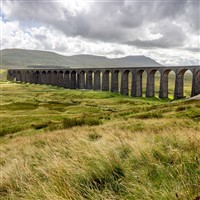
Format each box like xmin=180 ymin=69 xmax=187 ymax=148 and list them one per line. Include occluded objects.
xmin=1 ymin=125 xmax=200 ymax=199
xmin=135 ymin=111 xmax=163 ymax=119
xmin=62 ymin=117 xmax=101 ymax=128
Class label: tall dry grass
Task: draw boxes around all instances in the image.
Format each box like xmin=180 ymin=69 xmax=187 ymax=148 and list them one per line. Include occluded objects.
xmin=1 ymin=119 xmax=200 ymax=200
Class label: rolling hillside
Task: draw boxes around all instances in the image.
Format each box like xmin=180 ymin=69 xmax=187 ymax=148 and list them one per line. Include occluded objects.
xmin=0 ymin=49 xmax=162 ymax=69
xmin=0 ymin=82 xmax=199 ymax=200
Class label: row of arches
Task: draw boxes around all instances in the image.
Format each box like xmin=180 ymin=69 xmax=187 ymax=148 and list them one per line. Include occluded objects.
xmin=7 ymin=67 xmax=200 ymax=99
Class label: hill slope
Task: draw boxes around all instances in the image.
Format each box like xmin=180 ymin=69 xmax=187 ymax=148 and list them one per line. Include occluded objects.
xmin=0 ymin=82 xmax=199 ymax=200
xmin=0 ymin=49 xmax=162 ymax=69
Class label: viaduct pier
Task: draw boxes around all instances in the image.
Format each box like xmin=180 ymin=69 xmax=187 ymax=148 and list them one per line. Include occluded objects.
xmin=7 ymin=65 xmax=200 ymax=99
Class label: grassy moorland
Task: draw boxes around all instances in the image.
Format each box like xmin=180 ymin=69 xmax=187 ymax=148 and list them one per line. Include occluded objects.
xmin=0 ymin=76 xmax=200 ymax=199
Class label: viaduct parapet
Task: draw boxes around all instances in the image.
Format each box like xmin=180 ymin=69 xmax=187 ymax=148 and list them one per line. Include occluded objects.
xmin=7 ymin=66 xmax=200 ymax=99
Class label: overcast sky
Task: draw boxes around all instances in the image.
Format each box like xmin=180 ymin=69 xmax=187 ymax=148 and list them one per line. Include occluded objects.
xmin=1 ymin=0 xmax=200 ymax=65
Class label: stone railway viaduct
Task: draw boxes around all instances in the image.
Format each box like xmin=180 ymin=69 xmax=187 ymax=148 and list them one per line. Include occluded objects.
xmin=7 ymin=66 xmax=200 ymax=99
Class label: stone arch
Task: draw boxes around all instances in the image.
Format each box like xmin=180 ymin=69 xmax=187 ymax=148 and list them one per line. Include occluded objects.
xmin=102 ymin=70 xmax=110 ymax=91
xmin=111 ymin=70 xmax=120 ymax=93
xmin=41 ymin=71 xmax=47 ymax=84
xmin=58 ymin=70 xmax=64 ymax=87
xmin=34 ymin=71 xmax=40 ymax=84
xmin=25 ymin=71 xmax=31 ymax=83
xmin=16 ymin=71 xmax=22 ymax=82
xmin=86 ymin=70 xmax=93 ymax=89
xmin=121 ymin=70 xmax=132 ymax=95
xmin=52 ymin=70 xmax=58 ymax=86
xmin=70 ymin=70 xmax=77 ymax=89
xmin=47 ymin=71 xmax=51 ymax=85
xmin=79 ymin=70 xmax=86 ymax=89
xmin=29 ymin=71 xmax=34 ymax=83
xmin=64 ymin=70 xmax=70 ymax=88
xmin=174 ymin=68 xmax=193 ymax=99
xmin=7 ymin=70 xmax=14 ymax=81
xmin=12 ymin=71 xmax=17 ymax=81
xmin=184 ymin=69 xmax=193 ymax=97
xmin=159 ymin=69 xmax=175 ymax=98
xmin=94 ymin=70 xmax=101 ymax=90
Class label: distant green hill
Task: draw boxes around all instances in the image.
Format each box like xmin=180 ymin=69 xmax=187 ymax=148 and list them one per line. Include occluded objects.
xmin=0 ymin=49 xmax=162 ymax=69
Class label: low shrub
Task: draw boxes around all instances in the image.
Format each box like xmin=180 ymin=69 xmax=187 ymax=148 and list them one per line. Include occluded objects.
xmin=84 ymin=117 xmax=101 ymax=126
xmin=0 ymin=126 xmax=23 ymax=137
xmin=63 ymin=118 xmax=83 ymax=128
xmin=63 ymin=117 xmax=101 ymax=129
xmin=176 ymin=105 xmax=191 ymax=111
xmin=135 ymin=111 xmax=163 ymax=119
xmin=176 ymin=108 xmax=200 ymax=120
xmin=31 ymin=121 xmax=52 ymax=130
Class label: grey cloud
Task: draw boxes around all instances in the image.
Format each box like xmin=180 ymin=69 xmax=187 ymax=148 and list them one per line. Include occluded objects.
xmin=186 ymin=1 xmax=200 ymax=33
xmin=184 ymin=47 xmax=200 ymax=52
xmin=126 ymin=21 xmax=187 ymax=48
xmin=2 ymin=0 xmax=199 ymax=50
xmin=152 ymin=0 xmax=188 ymax=20
xmin=126 ymin=38 xmax=182 ymax=49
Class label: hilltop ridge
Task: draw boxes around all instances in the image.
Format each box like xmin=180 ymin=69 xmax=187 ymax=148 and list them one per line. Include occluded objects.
xmin=0 ymin=48 xmax=162 ymax=69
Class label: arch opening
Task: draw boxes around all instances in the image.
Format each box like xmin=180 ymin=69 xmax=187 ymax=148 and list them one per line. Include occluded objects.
xmin=71 ymin=70 xmax=77 ymax=89
xmin=79 ymin=70 xmax=86 ymax=89
xmin=86 ymin=70 xmax=93 ymax=90
xmin=174 ymin=69 xmax=192 ymax=99
xmin=102 ymin=70 xmax=111 ymax=91
xmin=16 ymin=71 xmax=22 ymax=82
xmin=34 ymin=71 xmax=40 ymax=84
xmin=41 ymin=71 xmax=47 ymax=84
xmin=94 ymin=70 xmax=101 ymax=90
xmin=47 ymin=71 xmax=51 ymax=85
xmin=184 ymin=70 xmax=193 ymax=98
xmin=64 ymin=71 xmax=70 ymax=88
xmin=13 ymin=71 xmax=16 ymax=82
xmin=25 ymin=71 xmax=31 ymax=83
xmin=168 ymin=70 xmax=176 ymax=99
xmin=52 ymin=71 xmax=58 ymax=86
xmin=111 ymin=70 xmax=120 ymax=93
xmin=58 ymin=71 xmax=64 ymax=87
xmin=154 ymin=71 xmax=160 ymax=98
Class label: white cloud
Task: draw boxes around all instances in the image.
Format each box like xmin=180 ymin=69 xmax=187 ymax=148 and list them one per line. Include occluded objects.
xmin=1 ymin=0 xmax=200 ymax=65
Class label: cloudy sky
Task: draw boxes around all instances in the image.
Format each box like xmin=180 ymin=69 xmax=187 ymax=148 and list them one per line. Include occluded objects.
xmin=1 ymin=0 xmax=200 ymax=65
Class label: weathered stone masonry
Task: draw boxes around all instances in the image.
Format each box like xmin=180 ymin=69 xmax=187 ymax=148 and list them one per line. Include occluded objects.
xmin=7 ymin=66 xmax=200 ymax=99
